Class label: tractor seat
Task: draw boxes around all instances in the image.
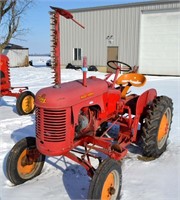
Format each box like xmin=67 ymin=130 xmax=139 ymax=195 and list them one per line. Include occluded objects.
xmin=116 ymin=73 xmax=146 ymax=98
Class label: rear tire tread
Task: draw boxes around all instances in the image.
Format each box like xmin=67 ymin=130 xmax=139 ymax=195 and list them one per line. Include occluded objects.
xmin=140 ymin=96 xmax=173 ymax=158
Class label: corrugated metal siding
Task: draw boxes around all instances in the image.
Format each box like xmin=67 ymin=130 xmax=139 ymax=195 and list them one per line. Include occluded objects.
xmin=60 ymin=2 xmax=180 ymax=68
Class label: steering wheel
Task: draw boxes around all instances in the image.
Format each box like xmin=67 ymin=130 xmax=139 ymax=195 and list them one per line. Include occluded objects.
xmin=107 ymin=60 xmax=132 ymax=72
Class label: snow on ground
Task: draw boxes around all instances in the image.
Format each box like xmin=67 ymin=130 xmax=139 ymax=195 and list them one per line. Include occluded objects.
xmin=0 ymin=57 xmax=180 ymax=200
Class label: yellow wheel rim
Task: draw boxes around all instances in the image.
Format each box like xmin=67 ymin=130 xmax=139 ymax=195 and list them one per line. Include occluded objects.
xmin=22 ymin=95 xmax=34 ymax=113
xmin=158 ymin=114 xmax=168 ymax=141
xmin=101 ymin=172 xmax=115 ymax=200
xmin=17 ymin=149 xmax=36 ymax=177
xmin=157 ymin=108 xmax=171 ymax=149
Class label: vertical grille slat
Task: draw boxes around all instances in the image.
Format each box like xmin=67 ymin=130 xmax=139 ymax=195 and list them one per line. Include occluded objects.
xmin=36 ymin=107 xmax=67 ymax=142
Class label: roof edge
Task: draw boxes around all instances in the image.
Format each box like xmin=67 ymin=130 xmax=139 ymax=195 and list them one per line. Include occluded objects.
xmin=5 ymin=43 xmax=28 ymax=50
xmin=69 ymin=0 xmax=179 ymax=13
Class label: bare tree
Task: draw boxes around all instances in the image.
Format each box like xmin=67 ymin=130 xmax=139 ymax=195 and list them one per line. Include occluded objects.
xmin=0 ymin=0 xmax=33 ymax=53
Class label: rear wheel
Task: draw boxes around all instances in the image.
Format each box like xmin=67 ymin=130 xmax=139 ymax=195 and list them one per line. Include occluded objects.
xmin=140 ymin=96 xmax=173 ymax=158
xmin=16 ymin=91 xmax=35 ymax=115
xmin=88 ymin=158 xmax=122 ymax=200
xmin=6 ymin=137 xmax=45 ymax=185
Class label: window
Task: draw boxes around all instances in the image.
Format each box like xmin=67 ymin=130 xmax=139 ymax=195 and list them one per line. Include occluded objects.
xmin=73 ymin=48 xmax=82 ymax=61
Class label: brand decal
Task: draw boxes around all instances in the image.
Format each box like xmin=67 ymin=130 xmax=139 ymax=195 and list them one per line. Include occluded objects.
xmin=38 ymin=94 xmax=46 ymax=103
xmin=80 ymin=92 xmax=94 ymax=99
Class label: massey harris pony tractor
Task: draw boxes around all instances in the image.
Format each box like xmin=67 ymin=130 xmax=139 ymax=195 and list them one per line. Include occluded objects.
xmin=6 ymin=7 xmax=173 ymax=199
xmin=0 ymin=54 xmax=35 ymax=115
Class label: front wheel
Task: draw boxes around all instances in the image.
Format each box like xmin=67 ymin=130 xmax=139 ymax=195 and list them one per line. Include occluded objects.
xmin=88 ymin=158 xmax=122 ymax=200
xmin=16 ymin=91 xmax=35 ymax=115
xmin=6 ymin=137 xmax=45 ymax=185
xmin=140 ymin=96 xmax=173 ymax=158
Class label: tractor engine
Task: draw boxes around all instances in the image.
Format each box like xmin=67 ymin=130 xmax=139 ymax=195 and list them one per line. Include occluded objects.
xmin=75 ymin=107 xmax=96 ymax=139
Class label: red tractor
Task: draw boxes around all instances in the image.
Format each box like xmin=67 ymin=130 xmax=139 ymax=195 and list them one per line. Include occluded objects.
xmin=0 ymin=54 xmax=35 ymax=115
xmin=6 ymin=7 xmax=173 ymax=199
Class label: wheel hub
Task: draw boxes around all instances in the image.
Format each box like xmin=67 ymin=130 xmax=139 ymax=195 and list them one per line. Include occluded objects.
xmin=102 ymin=172 xmax=115 ymax=199
xmin=108 ymin=186 xmax=116 ymax=195
xmin=21 ymin=155 xmax=34 ymax=166
xmin=17 ymin=150 xmax=36 ymax=175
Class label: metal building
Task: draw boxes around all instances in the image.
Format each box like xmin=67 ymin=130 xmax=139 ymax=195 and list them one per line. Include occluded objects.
xmin=3 ymin=43 xmax=29 ymax=67
xmin=59 ymin=0 xmax=180 ymax=75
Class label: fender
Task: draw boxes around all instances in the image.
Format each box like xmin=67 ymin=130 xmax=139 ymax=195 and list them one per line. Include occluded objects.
xmin=136 ymin=88 xmax=157 ymax=116
xmin=131 ymin=88 xmax=157 ymax=142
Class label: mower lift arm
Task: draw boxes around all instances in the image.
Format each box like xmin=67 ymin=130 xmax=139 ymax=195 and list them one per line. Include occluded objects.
xmin=50 ymin=6 xmax=85 ymax=29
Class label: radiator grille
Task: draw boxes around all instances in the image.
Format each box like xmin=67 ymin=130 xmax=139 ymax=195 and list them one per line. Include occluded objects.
xmin=36 ymin=108 xmax=66 ymax=142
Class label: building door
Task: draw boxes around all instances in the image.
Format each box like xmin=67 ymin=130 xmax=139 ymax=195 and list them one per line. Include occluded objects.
xmin=139 ymin=10 xmax=180 ymax=75
xmin=107 ymin=47 xmax=118 ymax=72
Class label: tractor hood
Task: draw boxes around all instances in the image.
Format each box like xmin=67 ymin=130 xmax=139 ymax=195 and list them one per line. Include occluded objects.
xmin=35 ymin=76 xmax=108 ymax=109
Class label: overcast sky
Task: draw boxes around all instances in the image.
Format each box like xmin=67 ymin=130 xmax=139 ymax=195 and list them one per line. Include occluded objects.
xmin=14 ymin=0 xmax=153 ymax=54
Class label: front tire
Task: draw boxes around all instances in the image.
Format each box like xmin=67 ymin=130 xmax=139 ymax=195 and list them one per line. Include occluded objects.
xmin=88 ymin=158 xmax=122 ymax=200
xmin=6 ymin=137 xmax=45 ymax=185
xmin=140 ymin=96 xmax=173 ymax=158
xmin=16 ymin=91 xmax=35 ymax=115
